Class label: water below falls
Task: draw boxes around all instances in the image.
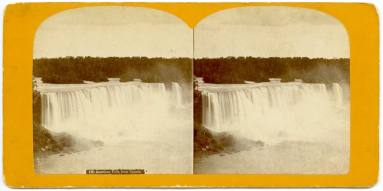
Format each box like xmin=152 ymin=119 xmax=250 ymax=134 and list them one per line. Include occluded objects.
xmin=38 ymin=81 xmax=187 ymax=144
xmin=199 ymin=82 xmax=349 ymax=145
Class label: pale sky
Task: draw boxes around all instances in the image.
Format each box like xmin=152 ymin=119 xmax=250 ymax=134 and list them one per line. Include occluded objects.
xmin=194 ymin=6 xmax=349 ymax=58
xmin=34 ymin=6 xmax=349 ymax=59
xmin=34 ymin=6 xmax=193 ymax=58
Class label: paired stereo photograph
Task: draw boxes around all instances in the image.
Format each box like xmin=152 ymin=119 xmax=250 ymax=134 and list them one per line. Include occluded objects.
xmin=32 ymin=6 xmax=349 ymax=174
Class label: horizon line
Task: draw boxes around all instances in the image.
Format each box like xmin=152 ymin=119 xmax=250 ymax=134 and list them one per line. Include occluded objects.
xmin=33 ymin=56 xmax=350 ymax=60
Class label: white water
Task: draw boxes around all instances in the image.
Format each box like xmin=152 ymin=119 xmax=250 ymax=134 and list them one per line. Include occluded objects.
xmin=36 ymin=81 xmax=192 ymax=174
xmin=199 ymin=82 xmax=349 ymax=146
xmin=39 ymin=81 xmax=187 ymax=144
xmin=332 ymin=83 xmax=344 ymax=107
xmin=171 ymin=82 xmax=183 ymax=108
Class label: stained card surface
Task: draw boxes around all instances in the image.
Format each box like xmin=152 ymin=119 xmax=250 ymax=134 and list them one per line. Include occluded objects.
xmin=3 ymin=2 xmax=379 ymax=188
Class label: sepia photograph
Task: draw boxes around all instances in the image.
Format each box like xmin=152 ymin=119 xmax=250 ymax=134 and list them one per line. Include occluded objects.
xmin=193 ymin=6 xmax=350 ymax=174
xmin=2 ymin=1 xmax=381 ymax=188
xmin=31 ymin=5 xmax=351 ymax=175
xmin=32 ymin=6 xmax=193 ymax=174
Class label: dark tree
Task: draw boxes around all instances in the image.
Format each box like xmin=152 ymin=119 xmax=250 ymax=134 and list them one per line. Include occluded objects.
xmin=193 ymin=57 xmax=349 ymax=84
xmin=33 ymin=57 xmax=192 ymax=84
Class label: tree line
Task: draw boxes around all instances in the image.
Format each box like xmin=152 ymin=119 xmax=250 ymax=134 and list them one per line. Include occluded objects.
xmin=194 ymin=57 xmax=349 ymax=84
xmin=34 ymin=56 xmax=349 ymax=84
xmin=33 ymin=57 xmax=192 ymax=84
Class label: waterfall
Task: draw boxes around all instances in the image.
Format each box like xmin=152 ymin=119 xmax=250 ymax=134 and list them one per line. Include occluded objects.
xmin=199 ymin=82 xmax=349 ymax=145
xmin=332 ymin=83 xmax=344 ymax=107
xmin=171 ymin=82 xmax=183 ymax=108
xmin=38 ymin=81 xmax=185 ymax=143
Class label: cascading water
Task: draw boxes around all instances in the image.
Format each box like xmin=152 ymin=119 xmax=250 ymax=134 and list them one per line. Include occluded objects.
xmin=35 ymin=80 xmax=193 ymax=174
xmin=198 ymin=81 xmax=349 ymax=145
xmin=332 ymin=83 xmax=344 ymax=107
xmin=171 ymin=82 xmax=183 ymax=108
xmin=38 ymin=81 xmax=185 ymax=144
